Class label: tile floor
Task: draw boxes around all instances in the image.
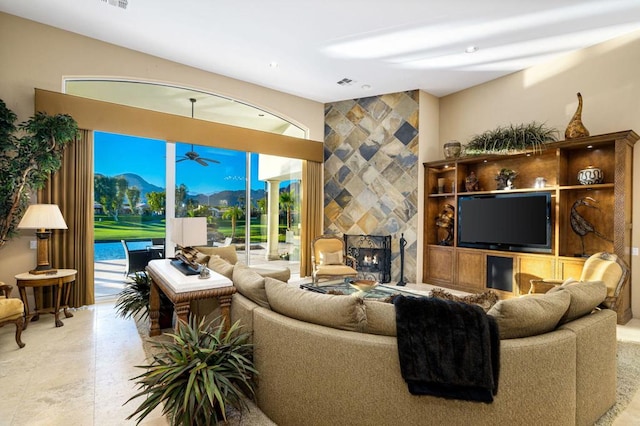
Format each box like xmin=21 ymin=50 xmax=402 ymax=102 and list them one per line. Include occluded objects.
xmin=1 ymin=295 xmax=640 ymax=425
xmin=0 ymin=301 xmax=167 ymax=426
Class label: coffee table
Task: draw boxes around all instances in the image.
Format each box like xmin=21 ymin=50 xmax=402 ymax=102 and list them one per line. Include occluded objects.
xmin=300 ymin=278 xmax=423 ymax=300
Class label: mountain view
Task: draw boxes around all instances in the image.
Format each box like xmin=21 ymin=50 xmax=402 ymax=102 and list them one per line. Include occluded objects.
xmin=106 ymin=173 xmax=267 ymax=207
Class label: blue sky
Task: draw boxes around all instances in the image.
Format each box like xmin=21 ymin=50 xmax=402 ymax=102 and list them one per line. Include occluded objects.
xmin=94 ymin=131 xmax=263 ymax=195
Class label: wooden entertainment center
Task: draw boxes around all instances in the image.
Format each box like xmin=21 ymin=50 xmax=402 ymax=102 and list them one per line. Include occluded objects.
xmin=423 ymin=130 xmax=638 ymax=323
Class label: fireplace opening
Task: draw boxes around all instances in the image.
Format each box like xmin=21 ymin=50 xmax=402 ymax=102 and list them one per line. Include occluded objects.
xmin=344 ymin=234 xmax=391 ymax=283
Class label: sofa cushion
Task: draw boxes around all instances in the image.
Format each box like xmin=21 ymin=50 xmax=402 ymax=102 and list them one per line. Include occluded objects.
xmin=194 ymin=245 xmax=238 ymax=265
xmin=487 ymin=291 xmax=570 ymax=339
xmin=547 ymin=280 xmax=606 ymax=323
xmin=265 ymin=278 xmax=366 ymax=332
xmin=363 ymin=300 xmax=396 ymax=336
xmin=232 ymin=263 xmax=269 ymax=309
xmin=207 ymin=255 xmax=234 ymax=279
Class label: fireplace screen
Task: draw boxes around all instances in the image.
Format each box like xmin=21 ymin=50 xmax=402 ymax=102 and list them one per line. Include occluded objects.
xmin=344 ymin=234 xmax=391 ymax=283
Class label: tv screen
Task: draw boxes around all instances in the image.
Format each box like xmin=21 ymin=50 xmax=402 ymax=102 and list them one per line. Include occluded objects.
xmin=457 ymin=192 xmax=552 ymax=253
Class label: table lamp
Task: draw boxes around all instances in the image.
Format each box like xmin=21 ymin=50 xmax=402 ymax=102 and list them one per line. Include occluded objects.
xmin=18 ymin=204 xmax=68 ymax=275
xmin=171 ymin=217 xmax=207 ymax=275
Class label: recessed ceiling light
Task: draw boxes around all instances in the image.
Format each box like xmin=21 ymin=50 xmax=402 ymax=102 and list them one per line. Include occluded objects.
xmin=361 ymin=84 xmax=371 ymax=90
xmin=465 ymin=45 xmax=479 ymax=53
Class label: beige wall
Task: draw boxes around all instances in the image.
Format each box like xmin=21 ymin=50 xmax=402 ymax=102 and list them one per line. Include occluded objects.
xmin=0 ymin=12 xmax=324 ymax=289
xmin=437 ymin=29 xmax=640 ymax=317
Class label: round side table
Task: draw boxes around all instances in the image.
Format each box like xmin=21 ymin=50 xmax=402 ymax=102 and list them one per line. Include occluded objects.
xmin=15 ymin=269 xmax=77 ymax=328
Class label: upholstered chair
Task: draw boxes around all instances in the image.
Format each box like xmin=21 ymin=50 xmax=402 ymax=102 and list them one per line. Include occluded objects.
xmin=529 ymin=252 xmax=629 ymax=310
xmin=311 ymin=235 xmax=358 ymax=285
xmin=0 ymin=282 xmax=25 ymax=348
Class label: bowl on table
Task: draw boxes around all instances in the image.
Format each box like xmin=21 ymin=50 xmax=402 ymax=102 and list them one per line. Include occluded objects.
xmin=349 ymin=279 xmax=378 ymax=293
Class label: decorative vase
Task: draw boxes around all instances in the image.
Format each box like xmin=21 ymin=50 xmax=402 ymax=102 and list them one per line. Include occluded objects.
xmin=443 ymin=141 xmax=462 ymax=159
xmin=565 ymin=92 xmax=590 ymax=140
xmin=577 ymin=166 xmax=603 ymax=185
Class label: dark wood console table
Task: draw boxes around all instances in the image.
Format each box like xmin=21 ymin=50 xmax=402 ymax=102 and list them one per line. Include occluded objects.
xmin=146 ymin=259 xmax=235 ymax=336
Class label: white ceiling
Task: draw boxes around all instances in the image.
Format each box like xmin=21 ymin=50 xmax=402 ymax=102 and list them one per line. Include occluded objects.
xmin=2 ymin=0 xmax=640 ymax=103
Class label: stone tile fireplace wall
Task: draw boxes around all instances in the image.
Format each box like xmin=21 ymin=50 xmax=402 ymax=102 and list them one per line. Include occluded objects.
xmin=324 ymin=91 xmax=419 ymax=283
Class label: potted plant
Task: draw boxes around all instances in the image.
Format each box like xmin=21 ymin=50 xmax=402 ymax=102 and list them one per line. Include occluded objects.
xmin=0 ymin=99 xmax=78 ymax=247
xmin=115 ymin=271 xmax=173 ymax=328
xmin=126 ymin=317 xmax=257 ymax=425
xmin=464 ymin=122 xmax=557 ymax=156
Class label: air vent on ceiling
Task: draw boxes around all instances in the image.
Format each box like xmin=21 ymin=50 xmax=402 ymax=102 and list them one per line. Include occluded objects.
xmin=337 ymin=78 xmax=354 ymax=86
xmin=101 ymin=0 xmax=128 ymax=9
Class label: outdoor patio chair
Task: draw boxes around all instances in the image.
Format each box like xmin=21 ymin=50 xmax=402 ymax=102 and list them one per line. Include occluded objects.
xmin=121 ymin=240 xmax=152 ymax=276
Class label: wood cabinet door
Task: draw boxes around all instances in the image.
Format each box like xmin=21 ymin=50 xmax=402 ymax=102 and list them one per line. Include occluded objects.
xmin=456 ymin=250 xmax=485 ymax=291
xmin=517 ymin=255 xmax=556 ymax=295
xmin=425 ymin=245 xmax=454 ymax=284
xmin=557 ymin=258 xmax=585 ymax=281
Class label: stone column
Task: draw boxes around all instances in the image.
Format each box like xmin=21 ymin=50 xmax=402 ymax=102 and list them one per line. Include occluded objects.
xmin=265 ymin=179 xmax=281 ymax=260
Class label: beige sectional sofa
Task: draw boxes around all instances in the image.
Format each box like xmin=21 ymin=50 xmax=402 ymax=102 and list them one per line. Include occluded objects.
xmin=229 ymin=279 xmax=617 ymax=426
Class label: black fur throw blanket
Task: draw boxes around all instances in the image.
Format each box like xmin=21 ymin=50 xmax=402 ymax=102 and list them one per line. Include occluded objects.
xmin=393 ymin=295 xmax=500 ymax=403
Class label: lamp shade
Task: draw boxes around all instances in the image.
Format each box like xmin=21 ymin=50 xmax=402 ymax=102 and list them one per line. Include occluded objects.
xmin=18 ymin=204 xmax=68 ymax=230
xmin=171 ymin=217 xmax=207 ymax=247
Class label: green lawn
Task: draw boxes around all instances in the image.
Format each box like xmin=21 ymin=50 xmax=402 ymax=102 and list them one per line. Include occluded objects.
xmin=94 ymin=215 xmax=289 ymax=242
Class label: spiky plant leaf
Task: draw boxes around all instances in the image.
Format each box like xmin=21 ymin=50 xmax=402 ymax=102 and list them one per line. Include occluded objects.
xmin=126 ymin=316 xmax=257 ymax=426
xmin=464 ymin=122 xmax=558 ymax=155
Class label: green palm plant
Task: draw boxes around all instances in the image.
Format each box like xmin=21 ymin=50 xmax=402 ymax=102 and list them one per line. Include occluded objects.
xmin=115 ymin=271 xmax=172 ymax=327
xmin=222 ymin=205 xmax=244 ymax=239
xmin=126 ymin=317 xmax=257 ymax=426
xmin=115 ymin=271 xmax=153 ymax=320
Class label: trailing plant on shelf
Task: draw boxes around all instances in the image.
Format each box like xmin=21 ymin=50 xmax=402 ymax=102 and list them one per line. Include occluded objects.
xmin=464 ymin=122 xmax=558 ymax=156
xmin=0 ymin=99 xmax=78 ymax=247
xmin=126 ymin=316 xmax=257 ymax=426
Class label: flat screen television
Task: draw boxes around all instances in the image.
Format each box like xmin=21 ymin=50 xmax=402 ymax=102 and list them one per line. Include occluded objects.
xmin=457 ymin=192 xmax=552 ymax=253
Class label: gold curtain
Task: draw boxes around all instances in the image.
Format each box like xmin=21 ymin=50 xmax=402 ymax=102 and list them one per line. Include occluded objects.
xmin=300 ymin=160 xmax=323 ymax=277
xmin=39 ymin=129 xmax=95 ymax=307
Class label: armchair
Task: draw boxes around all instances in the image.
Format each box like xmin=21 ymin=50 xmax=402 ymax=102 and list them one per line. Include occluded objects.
xmin=0 ymin=283 xmax=25 ymax=348
xmin=529 ymin=252 xmax=629 ymax=311
xmin=311 ymin=235 xmax=358 ymax=285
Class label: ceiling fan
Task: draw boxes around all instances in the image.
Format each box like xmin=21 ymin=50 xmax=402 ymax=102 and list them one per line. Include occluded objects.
xmin=176 ymin=98 xmax=221 ymax=167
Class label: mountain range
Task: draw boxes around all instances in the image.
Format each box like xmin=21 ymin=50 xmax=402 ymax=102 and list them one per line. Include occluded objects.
xmin=109 ymin=173 xmax=267 ymax=206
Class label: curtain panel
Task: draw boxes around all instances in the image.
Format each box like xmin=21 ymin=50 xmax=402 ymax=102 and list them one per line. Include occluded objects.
xmin=300 ymin=160 xmax=323 ymax=277
xmin=39 ymin=129 xmax=95 ymax=307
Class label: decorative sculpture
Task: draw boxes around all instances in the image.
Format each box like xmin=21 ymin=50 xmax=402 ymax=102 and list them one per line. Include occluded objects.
xmin=436 ymin=204 xmax=455 ymax=245
xmin=565 ymin=92 xmax=590 ymax=140
xmin=398 ymin=233 xmax=407 ymax=286
xmin=496 ymin=168 xmax=517 ymax=190
xmin=465 ymin=171 xmax=479 ymax=192
xmin=570 ymin=197 xmax=612 ymax=257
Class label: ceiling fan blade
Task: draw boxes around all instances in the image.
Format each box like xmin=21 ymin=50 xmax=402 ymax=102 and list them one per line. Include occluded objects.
xmin=200 ymin=158 xmax=221 ymax=164
xmin=176 ymin=158 xmax=188 ymax=163
xmin=196 ymin=158 xmax=209 ymax=166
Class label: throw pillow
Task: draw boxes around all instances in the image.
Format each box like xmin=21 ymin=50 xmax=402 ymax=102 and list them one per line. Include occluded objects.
xmin=319 ymin=250 xmax=343 ymax=265
xmin=232 ymin=263 xmax=269 ymax=309
xmin=207 ymin=255 xmax=234 ymax=279
xmin=264 ymin=278 xmax=366 ymax=332
xmin=429 ymin=288 xmax=499 ymax=312
xmin=487 ymin=291 xmax=570 ymax=339
xmin=193 ymin=245 xmax=238 ymax=265
xmin=548 ymin=280 xmax=606 ymax=323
